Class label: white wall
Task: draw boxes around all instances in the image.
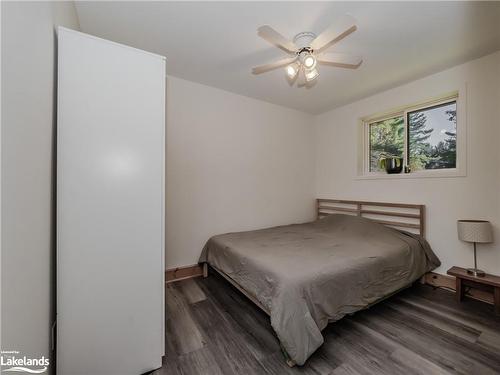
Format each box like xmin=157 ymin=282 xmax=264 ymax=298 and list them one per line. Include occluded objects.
xmin=166 ymin=53 xmax=500 ymax=274
xmin=166 ymin=76 xmax=316 ymax=268
xmin=315 ymin=51 xmax=500 ymax=275
xmin=1 ymin=2 xmax=80 ymax=372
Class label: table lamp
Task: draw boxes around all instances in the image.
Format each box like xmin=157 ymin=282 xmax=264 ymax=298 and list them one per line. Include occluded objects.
xmin=457 ymin=220 xmax=493 ymax=277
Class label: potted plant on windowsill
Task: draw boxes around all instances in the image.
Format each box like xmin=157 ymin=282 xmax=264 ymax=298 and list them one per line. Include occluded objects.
xmin=378 ymin=154 xmax=404 ymax=174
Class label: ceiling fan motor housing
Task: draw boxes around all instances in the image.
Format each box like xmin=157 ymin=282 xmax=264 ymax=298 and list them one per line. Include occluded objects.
xmin=293 ymin=32 xmax=317 ymax=50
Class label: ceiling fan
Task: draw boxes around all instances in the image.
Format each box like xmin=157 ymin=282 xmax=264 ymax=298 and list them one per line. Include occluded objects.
xmin=252 ymin=15 xmax=362 ymax=85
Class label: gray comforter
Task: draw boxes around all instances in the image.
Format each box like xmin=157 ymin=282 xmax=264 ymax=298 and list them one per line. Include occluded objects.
xmin=199 ymin=214 xmax=440 ymax=365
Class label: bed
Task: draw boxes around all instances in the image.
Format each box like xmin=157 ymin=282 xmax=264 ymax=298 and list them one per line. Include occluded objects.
xmin=198 ymin=199 xmax=441 ymax=366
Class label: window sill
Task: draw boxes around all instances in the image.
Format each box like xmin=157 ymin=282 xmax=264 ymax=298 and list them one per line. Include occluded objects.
xmin=355 ymin=169 xmax=466 ymax=180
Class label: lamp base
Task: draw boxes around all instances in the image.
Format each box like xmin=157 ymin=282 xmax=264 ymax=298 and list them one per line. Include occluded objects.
xmin=466 ymin=268 xmax=486 ymax=277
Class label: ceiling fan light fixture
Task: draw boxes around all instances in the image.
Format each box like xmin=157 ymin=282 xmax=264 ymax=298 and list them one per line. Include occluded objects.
xmin=286 ymin=62 xmax=300 ymax=79
xmin=303 ymin=54 xmax=316 ymax=69
xmin=305 ymin=67 xmax=319 ymax=82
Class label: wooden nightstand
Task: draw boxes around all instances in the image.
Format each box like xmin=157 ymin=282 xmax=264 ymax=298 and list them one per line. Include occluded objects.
xmin=447 ymin=266 xmax=500 ymax=315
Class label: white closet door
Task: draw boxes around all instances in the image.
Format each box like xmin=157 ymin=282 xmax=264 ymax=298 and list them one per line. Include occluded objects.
xmin=57 ymin=27 xmax=165 ymax=375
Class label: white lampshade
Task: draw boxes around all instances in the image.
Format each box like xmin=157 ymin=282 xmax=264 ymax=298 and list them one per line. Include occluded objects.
xmin=457 ymin=220 xmax=493 ymax=243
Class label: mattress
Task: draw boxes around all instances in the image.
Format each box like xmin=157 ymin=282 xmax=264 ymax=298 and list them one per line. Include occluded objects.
xmin=199 ymin=214 xmax=440 ymax=365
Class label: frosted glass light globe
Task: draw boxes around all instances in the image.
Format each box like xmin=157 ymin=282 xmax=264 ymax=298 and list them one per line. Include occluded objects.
xmin=303 ymin=55 xmax=316 ymax=69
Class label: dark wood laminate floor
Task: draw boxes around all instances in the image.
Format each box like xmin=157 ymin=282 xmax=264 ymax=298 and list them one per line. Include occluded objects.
xmin=154 ymin=270 xmax=500 ymax=375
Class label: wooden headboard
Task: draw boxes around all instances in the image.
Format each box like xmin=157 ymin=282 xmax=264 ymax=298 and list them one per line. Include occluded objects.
xmin=316 ymin=199 xmax=425 ymax=237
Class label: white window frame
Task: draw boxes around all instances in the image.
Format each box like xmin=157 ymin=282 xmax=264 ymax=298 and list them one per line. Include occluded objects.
xmin=358 ymin=89 xmax=467 ymax=179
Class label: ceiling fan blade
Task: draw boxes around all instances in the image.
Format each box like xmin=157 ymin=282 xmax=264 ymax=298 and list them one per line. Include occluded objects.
xmin=257 ymin=25 xmax=297 ymax=53
xmin=310 ymin=15 xmax=357 ymax=53
xmin=317 ymin=53 xmax=362 ymax=69
xmin=252 ymin=56 xmax=297 ymax=75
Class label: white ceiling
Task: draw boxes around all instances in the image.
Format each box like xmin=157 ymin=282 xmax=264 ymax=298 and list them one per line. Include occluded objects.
xmin=75 ymin=1 xmax=500 ymax=114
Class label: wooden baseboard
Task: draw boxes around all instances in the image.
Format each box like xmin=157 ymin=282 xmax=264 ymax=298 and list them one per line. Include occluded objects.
xmin=166 ymin=264 xmax=205 ymax=283
xmin=424 ymin=271 xmax=494 ymax=305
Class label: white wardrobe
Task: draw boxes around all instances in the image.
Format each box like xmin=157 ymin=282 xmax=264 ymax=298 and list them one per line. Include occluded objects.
xmin=57 ymin=27 xmax=165 ymax=375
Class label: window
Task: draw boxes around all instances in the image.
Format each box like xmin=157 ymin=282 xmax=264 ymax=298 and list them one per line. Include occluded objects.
xmin=360 ymin=92 xmax=464 ymax=178
xmin=407 ymin=101 xmax=456 ymax=171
